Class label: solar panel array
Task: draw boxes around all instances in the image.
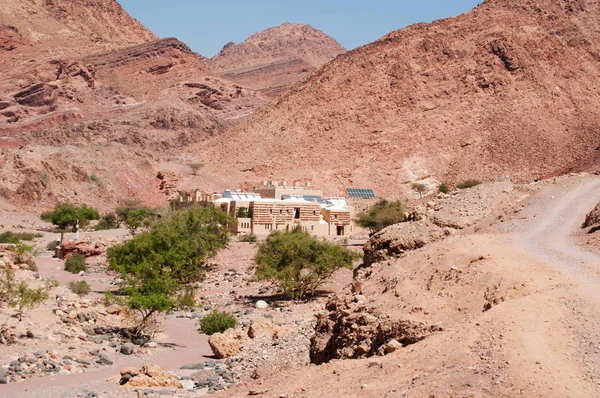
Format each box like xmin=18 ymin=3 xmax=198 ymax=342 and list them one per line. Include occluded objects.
xmin=346 ymin=188 xmax=376 ymax=199
xmin=282 ymin=195 xmax=325 ymax=204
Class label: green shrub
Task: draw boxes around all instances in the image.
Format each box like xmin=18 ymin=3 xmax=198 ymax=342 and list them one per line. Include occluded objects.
xmin=456 ymin=179 xmax=482 ymax=189
xmin=107 ymin=207 xmax=232 ymax=334
xmin=47 ymin=240 xmax=59 ymax=251
xmin=255 ymin=229 xmax=357 ymax=299
xmin=236 ymin=207 xmax=249 ymax=218
xmin=355 ymin=199 xmax=405 ymax=233
xmin=68 ymin=280 xmax=91 ymax=296
xmin=115 ymin=206 xmax=158 ymax=236
xmin=65 ymin=253 xmax=87 ymax=274
xmin=0 ymin=232 xmax=37 ymax=244
xmin=94 ymin=213 xmax=118 ymax=231
xmin=199 ymin=310 xmax=237 ymax=335
xmin=239 ymin=234 xmax=257 ymax=243
xmin=439 ymin=183 xmax=451 ymax=194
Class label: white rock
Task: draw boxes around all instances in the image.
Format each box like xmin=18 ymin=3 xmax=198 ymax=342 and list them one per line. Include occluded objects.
xmin=255 ymin=300 xmax=269 ymax=309
xmin=180 ymin=379 xmax=195 ymax=390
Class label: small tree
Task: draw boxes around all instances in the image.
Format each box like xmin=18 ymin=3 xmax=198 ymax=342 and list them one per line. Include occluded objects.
xmin=254 ymin=229 xmax=356 ymax=299
xmin=355 ymin=199 xmax=405 ymax=233
xmin=41 ymin=203 xmax=100 ymax=230
xmin=411 ymin=183 xmax=428 ymax=199
xmin=0 ymin=268 xmax=54 ymax=321
xmin=236 ymin=207 xmax=249 ymax=218
xmin=107 ymin=207 xmax=232 ymax=334
xmin=188 ymin=163 xmax=204 ymax=175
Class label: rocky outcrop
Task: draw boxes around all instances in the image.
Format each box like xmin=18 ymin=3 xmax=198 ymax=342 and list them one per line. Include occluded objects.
xmin=362 ymin=221 xmax=449 ymax=267
xmin=310 ymin=296 xmax=440 ymax=364
xmin=583 ymin=201 xmax=600 ymax=229
xmin=0 ymin=25 xmax=25 ymax=52
xmin=13 ymin=84 xmax=57 ymax=107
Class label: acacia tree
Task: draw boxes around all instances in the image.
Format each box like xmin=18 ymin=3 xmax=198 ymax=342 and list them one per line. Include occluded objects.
xmin=107 ymin=207 xmax=232 ymax=334
xmin=115 ymin=206 xmax=158 ymax=236
xmin=411 ymin=183 xmax=428 ymax=199
xmin=254 ymin=229 xmax=356 ymax=299
xmin=41 ymin=203 xmax=100 ymax=230
xmin=188 ymin=163 xmax=204 ymax=175
xmin=355 ymin=199 xmax=405 ymax=233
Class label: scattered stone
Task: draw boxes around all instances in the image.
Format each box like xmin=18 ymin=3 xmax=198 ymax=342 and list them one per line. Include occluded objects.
xmin=255 ymin=300 xmax=269 ymax=309
xmin=120 ymin=343 xmax=136 ymax=355
xmin=208 ymin=328 xmax=248 ymax=359
xmin=126 ymin=364 xmax=183 ymax=388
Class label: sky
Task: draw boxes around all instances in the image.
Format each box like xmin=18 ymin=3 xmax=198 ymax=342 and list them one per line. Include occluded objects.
xmin=118 ymin=0 xmax=483 ymax=57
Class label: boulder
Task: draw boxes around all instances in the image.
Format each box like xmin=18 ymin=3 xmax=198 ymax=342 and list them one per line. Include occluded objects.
xmin=126 ymin=364 xmax=182 ymax=388
xmin=105 ymin=304 xmax=122 ymax=315
xmin=247 ymin=318 xmax=279 ymax=339
xmin=120 ymin=343 xmax=135 ymax=355
xmin=208 ymin=328 xmax=248 ymax=359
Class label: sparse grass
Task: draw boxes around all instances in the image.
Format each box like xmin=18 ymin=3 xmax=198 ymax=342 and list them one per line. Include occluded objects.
xmin=68 ymin=280 xmax=91 ymax=296
xmin=199 ymin=310 xmax=237 ymax=335
xmin=456 ymin=179 xmax=482 ymax=189
xmin=239 ymin=234 xmax=257 ymax=243
xmin=90 ymin=172 xmax=103 ymax=187
xmin=64 ymin=253 xmax=87 ymax=274
xmin=0 ymin=232 xmax=38 ymax=244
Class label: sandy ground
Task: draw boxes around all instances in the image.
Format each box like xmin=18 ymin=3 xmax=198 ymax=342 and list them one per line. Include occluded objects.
xmin=2 ymin=176 xmax=600 ymax=397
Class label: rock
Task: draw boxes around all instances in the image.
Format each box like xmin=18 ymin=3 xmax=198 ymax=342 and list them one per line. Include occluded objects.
xmin=180 ymin=363 xmax=204 ymax=370
xmin=255 ymin=300 xmax=269 ymax=309
xmin=126 ymin=364 xmax=182 ymax=388
xmin=120 ymin=343 xmax=136 ymax=355
xmin=180 ymin=379 xmax=195 ymax=390
xmin=96 ymin=355 xmax=113 ymax=365
xmin=384 ymin=339 xmax=403 ymax=354
xmin=120 ymin=367 xmax=140 ymax=376
xmin=105 ymin=304 xmax=122 ymax=315
xmin=0 ymin=377 xmax=8 ymax=384
xmin=144 ymin=342 xmax=157 ymax=348
xmin=248 ymin=318 xmax=279 ymax=339
xmin=208 ymin=328 xmax=248 ymax=359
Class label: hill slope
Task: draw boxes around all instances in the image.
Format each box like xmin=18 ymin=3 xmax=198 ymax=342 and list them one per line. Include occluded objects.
xmin=210 ymin=23 xmax=346 ymax=98
xmin=195 ymin=0 xmax=600 ymax=195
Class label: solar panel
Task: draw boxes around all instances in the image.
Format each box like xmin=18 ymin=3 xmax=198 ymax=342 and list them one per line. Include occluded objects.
xmin=346 ymin=188 xmax=375 ymax=199
xmin=222 ymin=191 xmax=232 ymax=198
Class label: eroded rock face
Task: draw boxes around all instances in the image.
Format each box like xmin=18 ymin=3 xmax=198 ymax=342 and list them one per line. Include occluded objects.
xmin=208 ymin=328 xmax=248 ymax=359
xmin=14 ymin=84 xmax=57 ymax=107
xmin=310 ymin=296 xmax=440 ymax=365
xmin=362 ymin=221 xmax=449 ymax=267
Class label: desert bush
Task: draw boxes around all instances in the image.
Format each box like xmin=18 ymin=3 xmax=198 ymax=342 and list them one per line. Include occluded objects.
xmin=0 ymin=268 xmax=53 ymax=321
xmin=239 ymin=234 xmax=257 ymax=243
xmin=94 ymin=213 xmax=118 ymax=231
xmin=47 ymin=240 xmax=59 ymax=251
xmin=65 ymin=253 xmax=87 ymax=274
xmin=0 ymin=232 xmax=37 ymax=244
xmin=107 ymin=207 xmax=232 ymax=334
xmin=68 ymin=280 xmax=91 ymax=296
xmin=188 ymin=163 xmax=204 ymax=175
xmin=255 ymin=229 xmax=356 ymax=299
xmin=199 ymin=310 xmax=237 ymax=335
xmin=456 ymin=179 xmax=482 ymax=189
xmin=439 ymin=183 xmax=451 ymax=194
xmin=41 ymin=203 xmax=100 ymax=230
xmin=355 ymin=199 xmax=405 ymax=233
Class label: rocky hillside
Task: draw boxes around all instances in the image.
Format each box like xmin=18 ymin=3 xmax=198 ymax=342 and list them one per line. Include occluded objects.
xmin=0 ymin=0 xmax=156 ymax=58
xmin=194 ymin=0 xmax=600 ymax=195
xmin=210 ymin=23 xmax=346 ymax=98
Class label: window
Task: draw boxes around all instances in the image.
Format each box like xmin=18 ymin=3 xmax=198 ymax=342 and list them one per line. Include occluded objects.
xmin=294 ymin=208 xmax=300 ymax=219
xmin=311 ymin=225 xmax=314 ymax=231
xmin=334 ymin=215 xmax=338 ymax=220
xmin=313 ymin=210 xmax=317 ymax=215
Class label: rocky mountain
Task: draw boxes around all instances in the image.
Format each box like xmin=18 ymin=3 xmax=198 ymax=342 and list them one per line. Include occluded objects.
xmin=0 ymin=0 xmax=156 ymax=58
xmin=194 ymin=0 xmax=600 ymax=195
xmin=210 ymin=23 xmax=346 ymax=98
xmin=0 ymin=0 xmax=266 ymax=210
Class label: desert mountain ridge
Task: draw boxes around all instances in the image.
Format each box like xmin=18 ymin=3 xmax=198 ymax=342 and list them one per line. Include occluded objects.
xmin=209 ymin=23 xmax=347 ymax=98
xmin=192 ymin=0 xmax=600 ymax=196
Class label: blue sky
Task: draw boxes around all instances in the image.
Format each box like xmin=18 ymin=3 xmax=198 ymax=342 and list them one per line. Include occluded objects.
xmin=118 ymin=0 xmax=483 ymax=57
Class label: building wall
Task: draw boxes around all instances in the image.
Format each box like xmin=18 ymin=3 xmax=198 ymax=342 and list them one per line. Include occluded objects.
xmin=254 ymin=188 xmax=324 ymax=200
xmin=322 ymin=209 xmax=352 ymax=236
